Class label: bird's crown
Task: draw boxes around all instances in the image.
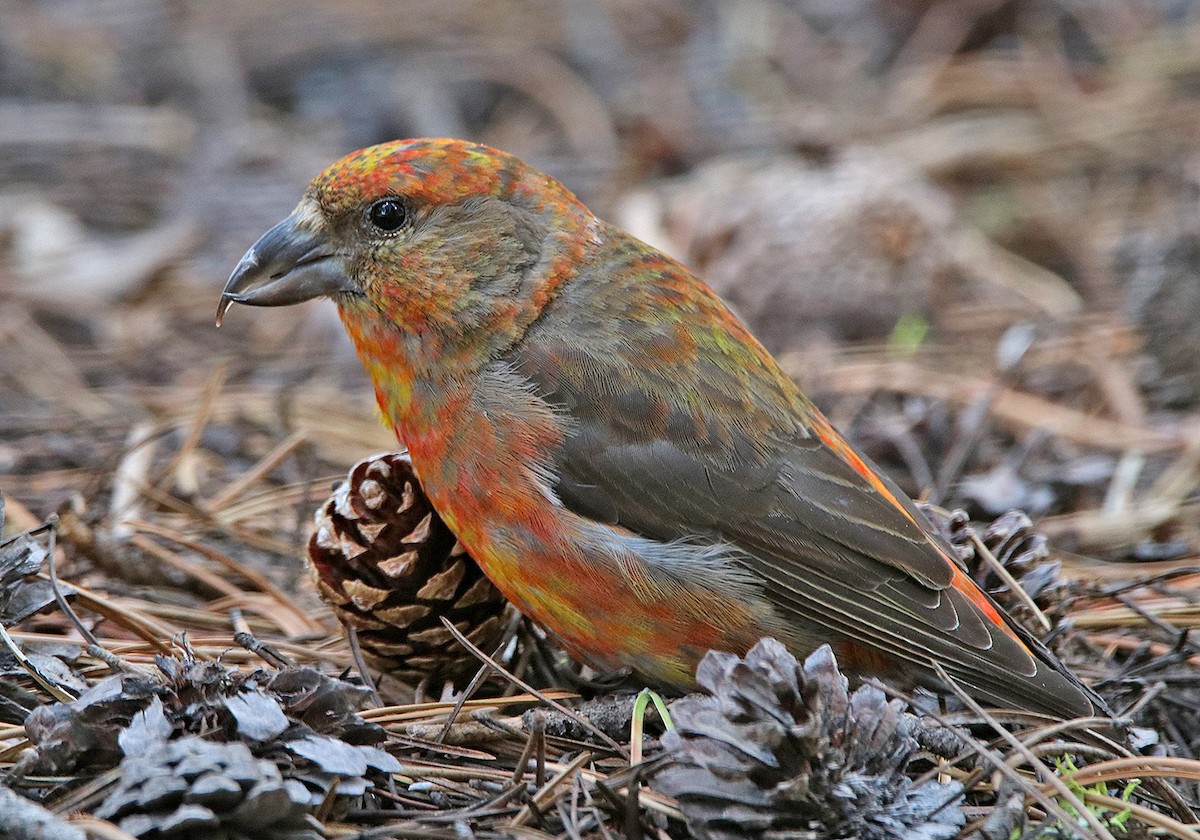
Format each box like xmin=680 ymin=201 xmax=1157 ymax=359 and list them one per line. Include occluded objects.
xmin=308 ymin=137 xmax=576 ymax=216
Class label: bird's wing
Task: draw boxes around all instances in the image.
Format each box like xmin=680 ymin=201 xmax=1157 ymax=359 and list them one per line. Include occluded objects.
xmin=506 ymin=330 xmax=1094 ymax=717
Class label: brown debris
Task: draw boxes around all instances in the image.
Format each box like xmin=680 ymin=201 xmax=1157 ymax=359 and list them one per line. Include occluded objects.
xmin=0 ymin=497 xmax=56 ymax=627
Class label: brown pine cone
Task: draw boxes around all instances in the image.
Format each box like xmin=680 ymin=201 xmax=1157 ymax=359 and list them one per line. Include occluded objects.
xmin=309 ymin=453 xmax=511 ymax=685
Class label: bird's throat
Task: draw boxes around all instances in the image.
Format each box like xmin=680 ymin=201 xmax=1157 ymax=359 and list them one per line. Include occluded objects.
xmin=335 ymin=301 xmax=457 ymax=442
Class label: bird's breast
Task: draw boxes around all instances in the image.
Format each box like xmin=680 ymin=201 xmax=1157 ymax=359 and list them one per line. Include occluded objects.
xmin=337 ymin=325 xmax=781 ymax=685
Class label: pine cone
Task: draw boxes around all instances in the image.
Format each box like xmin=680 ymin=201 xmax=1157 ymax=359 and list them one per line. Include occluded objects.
xmin=652 ymin=639 xmax=965 ymax=840
xmin=973 ymin=510 xmax=1068 ymax=631
xmin=94 ymin=739 xmax=316 ymax=840
xmin=309 ymin=453 xmax=511 ymax=685
xmin=630 ymin=150 xmax=959 ymax=351
xmin=916 ymin=502 xmax=975 ymax=563
xmin=1114 ymin=223 xmax=1200 ymax=407
xmin=920 ymin=506 xmax=1068 ymax=634
xmin=18 ymin=658 xmax=390 ymax=782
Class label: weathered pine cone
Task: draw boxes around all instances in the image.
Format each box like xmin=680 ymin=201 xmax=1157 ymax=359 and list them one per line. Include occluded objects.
xmin=652 ymin=639 xmax=965 ymax=840
xmin=919 ymin=506 xmax=1068 ymax=635
xmin=309 ymin=453 xmax=511 ymax=685
xmin=93 ymin=739 xmax=316 ymax=840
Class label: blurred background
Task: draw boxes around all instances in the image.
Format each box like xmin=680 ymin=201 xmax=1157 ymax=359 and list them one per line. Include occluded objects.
xmin=7 ymin=6 xmax=1200 ymax=829
xmin=2 ymin=0 xmax=1200 ymax=577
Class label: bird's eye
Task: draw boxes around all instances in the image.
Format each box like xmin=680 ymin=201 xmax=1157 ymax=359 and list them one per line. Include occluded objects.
xmin=367 ymin=198 xmax=409 ymax=232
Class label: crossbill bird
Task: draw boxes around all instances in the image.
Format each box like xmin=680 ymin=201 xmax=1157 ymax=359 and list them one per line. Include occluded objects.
xmin=219 ymin=138 xmax=1100 ymax=717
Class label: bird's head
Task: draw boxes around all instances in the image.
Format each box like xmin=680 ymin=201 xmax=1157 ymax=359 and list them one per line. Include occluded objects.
xmin=218 ymin=138 xmax=595 ymax=364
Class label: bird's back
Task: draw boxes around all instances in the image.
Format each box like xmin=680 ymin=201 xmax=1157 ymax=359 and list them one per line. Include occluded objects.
xmin=500 ymin=220 xmax=1099 ymax=717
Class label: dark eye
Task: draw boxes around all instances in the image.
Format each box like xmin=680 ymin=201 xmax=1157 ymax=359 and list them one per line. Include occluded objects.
xmin=367 ymin=198 xmax=408 ymax=232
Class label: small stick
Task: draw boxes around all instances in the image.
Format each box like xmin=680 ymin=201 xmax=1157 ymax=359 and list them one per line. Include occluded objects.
xmin=344 ymin=625 xmax=382 ymax=706
xmin=231 ymin=608 xmax=294 ymax=669
xmin=44 ymin=515 xmax=138 ymax=675
xmin=0 ymin=623 xmax=75 ymax=702
xmin=439 ymin=617 xmax=627 ymax=756
xmin=205 ymin=430 xmax=308 ymax=512
xmin=931 ymin=663 xmax=1119 ymax=840
xmin=508 ymin=750 xmax=593 ymax=828
xmin=435 ymin=644 xmax=502 ymax=744
xmin=970 ymin=531 xmax=1052 ymax=632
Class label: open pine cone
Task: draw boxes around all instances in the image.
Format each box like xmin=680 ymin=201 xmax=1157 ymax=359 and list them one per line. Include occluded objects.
xmin=653 ymin=639 xmax=965 ymax=840
xmin=309 ymin=453 xmax=512 ymax=685
xmin=94 ymin=739 xmax=316 ymax=840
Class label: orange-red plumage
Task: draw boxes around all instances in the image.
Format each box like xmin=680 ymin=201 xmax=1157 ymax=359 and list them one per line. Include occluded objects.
xmin=219 ymin=138 xmax=1101 ymax=716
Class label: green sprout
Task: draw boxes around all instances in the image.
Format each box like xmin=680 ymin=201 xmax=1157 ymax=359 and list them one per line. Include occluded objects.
xmin=888 ymin=312 xmax=929 ymax=355
xmin=629 ymin=688 xmax=675 ymax=766
xmin=1051 ymin=755 xmax=1140 ymax=836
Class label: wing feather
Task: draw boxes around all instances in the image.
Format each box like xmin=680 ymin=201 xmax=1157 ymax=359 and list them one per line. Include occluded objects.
xmin=505 ymin=288 xmax=1095 ymax=715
